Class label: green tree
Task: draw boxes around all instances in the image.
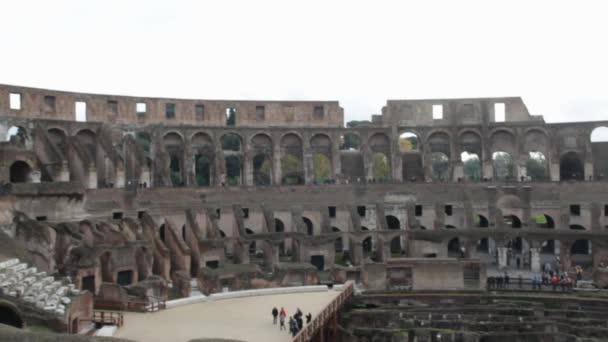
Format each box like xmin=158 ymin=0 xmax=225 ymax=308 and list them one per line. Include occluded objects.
xmin=463 ymin=157 xmax=481 ymax=181
xmin=526 ymin=154 xmax=546 ymax=180
xmin=431 ymin=152 xmax=449 ymax=180
xmin=493 ymin=152 xmax=513 ymax=180
xmin=313 ymin=153 xmax=331 ymax=182
xmin=281 ymin=154 xmax=303 ymax=184
xmin=372 ymin=153 xmax=390 ymax=180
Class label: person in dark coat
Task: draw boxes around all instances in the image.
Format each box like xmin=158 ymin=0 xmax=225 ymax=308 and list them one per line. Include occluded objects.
xmin=272 ymin=307 xmax=278 ymax=325
xmin=289 ymin=317 xmax=297 ymax=336
xmin=306 ymin=312 xmax=312 ymax=324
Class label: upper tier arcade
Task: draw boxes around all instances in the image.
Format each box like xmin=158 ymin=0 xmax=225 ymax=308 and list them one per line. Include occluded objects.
xmin=0 ymin=84 xmax=344 ymax=128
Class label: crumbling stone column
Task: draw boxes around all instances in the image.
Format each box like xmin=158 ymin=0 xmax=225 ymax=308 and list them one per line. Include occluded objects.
xmin=497 ymin=247 xmax=508 ymax=269
xmin=530 ymin=247 xmax=541 ymax=272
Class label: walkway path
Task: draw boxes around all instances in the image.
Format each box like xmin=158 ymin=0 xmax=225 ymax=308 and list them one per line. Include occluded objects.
xmin=114 ymin=289 xmax=341 ymax=342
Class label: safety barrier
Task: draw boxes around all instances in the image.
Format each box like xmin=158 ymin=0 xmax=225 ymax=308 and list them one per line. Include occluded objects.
xmin=293 ymin=281 xmax=354 ymax=342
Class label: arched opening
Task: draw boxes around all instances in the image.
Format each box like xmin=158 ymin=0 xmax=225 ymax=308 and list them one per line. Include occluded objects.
xmin=571 ymin=239 xmax=590 ymax=255
xmin=399 ymin=132 xmax=419 ymax=152
xmin=475 ymin=215 xmax=489 ymax=228
xmin=245 ymin=228 xmax=256 ymax=255
xmin=526 ymin=151 xmax=547 ymax=181
xmin=591 ymin=126 xmax=608 ymax=142
xmin=274 ymin=218 xmax=285 ymax=233
xmin=136 ymin=132 xmax=152 ymax=155
xmin=195 ymin=155 xmax=211 ymax=186
xmin=445 ymin=225 xmax=457 ymax=229
xmin=340 ymin=133 xmax=361 ymax=151
xmin=541 ymin=240 xmax=556 ymax=254
xmin=9 ymin=161 xmax=32 ymax=183
xmin=504 ymin=215 xmax=522 ymax=228
xmin=372 ymin=152 xmax=390 ymax=181
xmin=362 ymin=237 xmax=373 ymax=256
xmin=591 ymin=127 xmax=608 ymax=180
xmin=75 ymin=129 xmax=97 ymax=159
xmin=0 ymin=303 xmax=24 ymax=328
xmin=570 ymin=224 xmax=586 ymax=231
xmin=447 ymin=238 xmax=461 ymax=257
xmin=461 ymin=152 xmax=481 ymax=181
xmin=221 ymin=133 xmax=241 ymax=151
xmin=390 ymin=236 xmax=402 ymax=256
xmin=253 ymin=154 xmax=272 ymax=186
xmin=225 ymin=155 xmax=242 ymax=186
xmin=164 ymin=132 xmax=184 ymax=187
xmin=535 ymin=214 xmax=555 ymax=228
xmin=492 ymin=151 xmax=514 ymax=181
xmin=508 ymin=237 xmax=524 ymax=253
xmin=281 ymin=134 xmax=304 ymax=185
xmin=100 ymin=251 xmax=113 ymax=283
xmin=385 ymin=215 xmax=400 ymax=230
xmin=302 ymin=217 xmax=313 ymax=236
xmin=48 ymin=128 xmax=68 ymax=156
xmin=312 ymin=153 xmax=331 ymax=183
xmin=370 ymin=133 xmax=391 ymax=181
xmin=431 ymin=152 xmax=450 ymax=181
xmin=5 ymin=126 xmax=27 ymax=145
xmin=159 ymin=224 xmax=166 ymax=242
xmin=476 ymin=238 xmax=489 ymax=253
xmin=560 ymin=152 xmax=584 ymax=181
xmin=170 ymin=155 xmax=182 ymax=186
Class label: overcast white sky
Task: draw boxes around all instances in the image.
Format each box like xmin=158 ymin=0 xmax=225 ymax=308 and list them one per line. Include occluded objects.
xmin=1 ymin=0 xmax=607 ymax=124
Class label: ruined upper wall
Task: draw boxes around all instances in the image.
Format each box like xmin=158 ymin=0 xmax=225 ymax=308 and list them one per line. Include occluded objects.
xmin=0 ymin=84 xmax=344 ymax=128
xmin=380 ymin=97 xmax=544 ymax=126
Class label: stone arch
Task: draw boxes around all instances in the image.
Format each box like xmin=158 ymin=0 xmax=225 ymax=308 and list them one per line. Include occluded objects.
xmin=385 ymin=215 xmax=400 ymax=230
xmin=490 ymin=129 xmax=517 ymax=156
xmin=274 ymin=218 xmax=285 ymax=233
xmin=302 ymin=217 xmax=313 ymax=236
xmin=460 ymin=130 xmax=482 ymax=181
xmin=75 ymin=129 xmax=97 ymax=160
xmin=221 ymin=133 xmax=242 ymax=152
xmin=390 ymin=236 xmax=402 ymax=255
xmin=164 ymin=132 xmax=185 ymax=187
xmin=591 ymin=126 xmax=608 ymax=180
xmin=195 ymin=154 xmax=212 ymax=186
xmin=224 ymin=155 xmax=242 ymax=185
xmin=560 ymin=151 xmax=584 ymax=181
xmin=476 ymin=237 xmax=490 ymax=253
xmin=534 ymin=214 xmax=555 ymax=228
xmin=570 ymin=224 xmax=586 ymax=231
xmin=427 ymin=131 xmax=451 ymax=156
xmin=372 ymin=152 xmax=391 ymax=181
xmin=136 ymin=132 xmax=152 ymax=154
xmin=590 ymin=126 xmax=608 ymax=142
xmin=503 ymin=215 xmax=522 ymax=228
xmin=541 ymin=239 xmax=558 ymax=254
xmin=447 ymin=237 xmax=461 ymax=257
xmin=525 ymin=151 xmax=548 ymax=181
xmin=0 ymin=301 xmax=24 ymax=328
xmin=340 ymin=132 xmax=361 ymax=150
xmin=48 ymin=127 xmax=68 ymax=156
xmin=399 ymin=131 xmax=420 ymax=152
xmin=476 ymin=214 xmax=489 ymax=228
xmin=281 ymin=133 xmax=304 ymax=185
xmin=492 ymin=151 xmax=515 ymax=181
xmin=5 ymin=125 xmax=28 ymax=145
xmin=191 ymin=132 xmax=214 ymax=148
xmin=9 ymin=160 xmax=32 ymax=183
xmin=311 ymin=134 xmax=333 ymax=183
xmin=523 ymin=129 xmax=549 ymax=155
xmin=459 ymin=129 xmax=482 ymax=156
xmin=253 ymin=153 xmax=272 ymax=186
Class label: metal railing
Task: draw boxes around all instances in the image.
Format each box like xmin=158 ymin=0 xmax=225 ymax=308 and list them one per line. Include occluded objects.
xmin=94 ymin=295 xmax=166 ymax=312
xmin=93 ymin=310 xmax=124 ymax=327
xmin=292 ymin=281 xmax=354 ymax=342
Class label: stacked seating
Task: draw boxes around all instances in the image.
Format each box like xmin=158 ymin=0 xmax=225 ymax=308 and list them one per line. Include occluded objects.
xmin=0 ymin=258 xmax=80 ymax=316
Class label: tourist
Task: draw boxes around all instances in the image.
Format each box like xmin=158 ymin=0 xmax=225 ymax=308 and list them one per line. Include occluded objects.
xmin=279 ymin=307 xmax=287 ymax=330
xmin=289 ymin=316 xmax=297 ymax=336
xmin=504 ymin=272 xmax=510 ymax=288
xmin=531 ymin=276 xmax=537 ymax=290
xmin=518 ymin=274 xmax=523 ymax=289
xmin=306 ymin=312 xmax=312 ymax=324
xmin=296 ymin=314 xmax=303 ymax=332
xmin=551 ymin=275 xmax=558 ymax=291
xmin=576 ymin=265 xmax=583 ymax=281
xmin=272 ymin=307 xmax=278 ymax=324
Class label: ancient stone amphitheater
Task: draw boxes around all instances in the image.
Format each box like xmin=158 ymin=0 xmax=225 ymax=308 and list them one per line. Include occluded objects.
xmin=1 ymin=83 xmax=608 ymax=341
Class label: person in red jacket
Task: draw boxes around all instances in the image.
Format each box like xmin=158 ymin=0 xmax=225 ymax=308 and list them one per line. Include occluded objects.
xmin=551 ymin=276 xmax=559 ymax=291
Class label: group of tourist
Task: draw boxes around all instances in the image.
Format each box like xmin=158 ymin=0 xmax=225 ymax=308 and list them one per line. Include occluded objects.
xmin=487 ymin=267 xmax=583 ymax=292
xmin=272 ymin=307 xmax=312 ymax=337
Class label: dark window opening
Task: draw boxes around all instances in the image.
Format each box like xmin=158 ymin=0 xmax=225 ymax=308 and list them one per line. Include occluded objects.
xmin=44 ymin=95 xmax=56 ymax=112
xmin=36 ymin=216 xmax=47 ymax=222
xmin=604 ymin=205 xmax=608 ymax=216
xmin=570 ymin=205 xmax=581 ymax=216
xmin=166 ymin=103 xmax=176 ymax=119
xmin=81 ymin=275 xmax=95 ymax=293
xmin=112 ymin=212 xmax=123 ymax=220
xmin=107 ymin=100 xmax=118 ymax=114
xmin=159 ymin=224 xmax=166 ymax=242
xmin=303 ymin=217 xmax=314 ymax=236
xmin=328 ymin=206 xmax=336 ymax=218
xmin=415 ymin=205 xmax=422 ymax=217
xmin=117 ymin=270 xmax=133 ymax=286
xmin=242 ymin=208 xmax=249 ymax=218
xmin=137 ymin=211 xmax=146 ymax=219
xmin=255 ymin=105 xmax=265 ymax=121
xmin=357 ymin=206 xmax=366 ymax=217
xmin=313 ymin=106 xmax=324 ymax=120
xmin=206 ymin=260 xmax=219 ymax=269
xmin=445 ymin=205 xmax=453 ymax=216
xmin=195 ymin=104 xmax=205 ymax=121
xmin=216 ymin=208 xmax=221 ymax=219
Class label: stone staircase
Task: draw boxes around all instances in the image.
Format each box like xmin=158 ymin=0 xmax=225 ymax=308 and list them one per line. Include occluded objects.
xmin=0 ymin=258 xmax=79 ymax=316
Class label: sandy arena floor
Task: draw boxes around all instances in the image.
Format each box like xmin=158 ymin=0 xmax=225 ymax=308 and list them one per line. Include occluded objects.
xmin=114 ymin=289 xmax=341 ymax=342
